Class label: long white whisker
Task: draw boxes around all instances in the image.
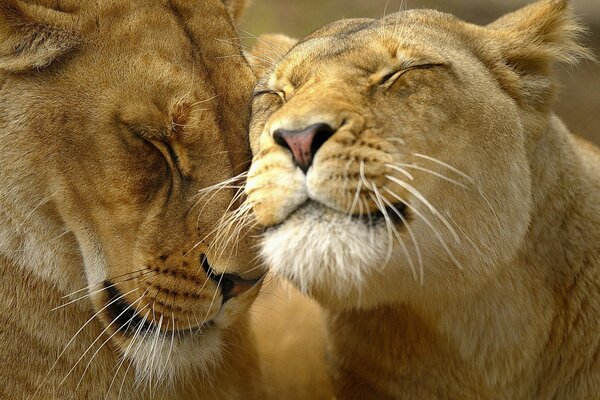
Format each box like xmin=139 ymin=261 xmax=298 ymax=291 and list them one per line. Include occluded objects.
xmin=385 ymin=164 xmax=415 ymax=181
xmin=59 ymin=288 xmax=143 ymax=385
xmin=105 ymin=306 xmax=148 ymax=400
xmin=369 ymin=189 xmax=396 ymax=273
xmin=413 ymin=153 xmax=473 ymax=182
xmin=33 ymin=287 xmax=140 ymax=397
xmin=53 ymin=272 xmax=153 ymax=311
xmin=380 ymin=194 xmax=422 ymax=283
xmin=413 ymin=153 xmax=501 ymax=229
xmin=76 ymin=301 xmax=150 ymax=390
xmin=383 ymin=187 xmax=463 ymax=269
xmin=118 ymin=310 xmax=151 ymax=400
xmin=389 ymin=163 xmax=467 ymax=188
xmin=385 ymin=175 xmax=461 ymax=244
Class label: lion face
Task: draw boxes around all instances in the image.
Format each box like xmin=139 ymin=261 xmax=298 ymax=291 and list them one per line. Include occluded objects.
xmin=1 ymin=0 xmax=262 ymax=383
xmin=245 ymin=8 xmax=576 ymax=310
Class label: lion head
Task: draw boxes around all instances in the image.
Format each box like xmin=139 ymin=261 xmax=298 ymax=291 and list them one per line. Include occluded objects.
xmin=0 ymin=0 xmax=264 ymax=387
xmin=246 ymin=0 xmax=591 ymax=310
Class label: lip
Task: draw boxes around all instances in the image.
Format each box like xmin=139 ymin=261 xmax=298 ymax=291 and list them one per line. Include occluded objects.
xmin=272 ymin=199 xmax=408 ymax=228
xmin=200 ymin=257 xmax=266 ymax=303
xmin=104 ymin=282 xmax=212 ymax=337
xmin=351 ymin=201 xmax=408 ymax=225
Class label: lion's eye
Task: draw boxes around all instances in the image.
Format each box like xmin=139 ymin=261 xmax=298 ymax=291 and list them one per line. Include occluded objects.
xmin=379 ymin=63 xmax=444 ymax=86
xmin=253 ymin=89 xmax=286 ymax=102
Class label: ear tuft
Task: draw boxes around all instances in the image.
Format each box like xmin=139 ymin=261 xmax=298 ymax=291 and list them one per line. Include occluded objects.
xmin=222 ymin=0 xmax=250 ymax=22
xmin=476 ymin=0 xmax=595 ymax=106
xmin=0 ymin=0 xmax=81 ymax=72
xmin=488 ymin=0 xmax=594 ymax=70
xmin=246 ymin=33 xmax=298 ymax=79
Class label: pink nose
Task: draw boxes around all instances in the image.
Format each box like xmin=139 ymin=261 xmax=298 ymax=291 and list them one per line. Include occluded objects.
xmin=273 ymin=123 xmax=336 ymax=173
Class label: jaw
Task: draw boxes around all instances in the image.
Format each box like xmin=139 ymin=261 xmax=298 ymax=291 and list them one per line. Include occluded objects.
xmin=123 ymin=326 xmax=224 ymax=386
xmin=261 ymin=202 xmax=406 ymax=309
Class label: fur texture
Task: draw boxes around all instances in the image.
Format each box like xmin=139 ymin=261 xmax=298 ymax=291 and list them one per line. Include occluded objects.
xmin=0 ymin=0 xmax=265 ymax=399
xmin=246 ymin=1 xmax=600 ymax=398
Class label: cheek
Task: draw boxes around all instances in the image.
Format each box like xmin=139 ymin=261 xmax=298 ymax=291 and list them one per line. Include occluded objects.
xmin=246 ymin=149 xmax=308 ymax=226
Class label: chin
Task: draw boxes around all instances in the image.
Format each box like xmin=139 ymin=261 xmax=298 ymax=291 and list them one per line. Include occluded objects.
xmin=129 ymin=325 xmax=224 ymax=386
xmin=260 ymin=201 xmax=402 ymax=310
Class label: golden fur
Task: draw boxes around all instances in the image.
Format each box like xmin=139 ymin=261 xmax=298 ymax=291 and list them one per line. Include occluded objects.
xmin=246 ymin=1 xmax=600 ymax=398
xmin=0 ymin=0 xmax=265 ymax=399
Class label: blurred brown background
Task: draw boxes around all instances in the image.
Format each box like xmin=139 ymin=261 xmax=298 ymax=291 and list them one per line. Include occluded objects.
xmin=241 ymin=0 xmax=600 ymax=145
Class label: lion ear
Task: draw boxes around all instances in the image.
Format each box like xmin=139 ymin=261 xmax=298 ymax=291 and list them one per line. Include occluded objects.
xmin=481 ymin=0 xmax=593 ymax=103
xmin=246 ymin=33 xmax=298 ymax=78
xmin=221 ymin=0 xmax=249 ymax=22
xmin=0 ymin=0 xmax=81 ymax=72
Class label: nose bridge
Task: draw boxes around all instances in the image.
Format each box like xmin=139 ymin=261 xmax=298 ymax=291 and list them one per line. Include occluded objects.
xmin=270 ymin=82 xmax=346 ymax=132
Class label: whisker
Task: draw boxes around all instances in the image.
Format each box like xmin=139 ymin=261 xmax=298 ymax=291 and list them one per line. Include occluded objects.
xmin=383 ymin=187 xmax=463 ymax=270
xmin=54 ymin=271 xmax=155 ymax=311
xmin=385 ymin=175 xmax=461 ymax=244
xmin=76 ymin=301 xmax=150 ymax=391
xmin=33 ymin=287 xmax=141 ymax=398
xmin=105 ymin=305 xmax=148 ymax=400
xmin=61 ymin=269 xmax=148 ymax=299
xmin=369 ymin=190 xmax=396 ymax=272
xmin=59 ymin=288 xmax=144 ymax=385
xmin=200 ymin=273 xmax=225 ymax=328
xmin=413 ymin=153 xmax=473 ymax=182
xmin=413 ymin=153 xmax=502 ymax=229
xmin=385 ymin=164 xmax=415 ymax=181
xmin=118 ymin=310 xmax=151 ymax=400
xmin=389 ymin=162 xmax=467 ymax=188
xmin=379 ymin=194 xmax=423 ymax=283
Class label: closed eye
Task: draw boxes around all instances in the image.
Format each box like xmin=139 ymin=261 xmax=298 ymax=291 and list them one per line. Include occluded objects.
xmin=253 ymin=89 xmax=286 ymax=102
xmin=379 ymin=63 xmax=445 ymax=86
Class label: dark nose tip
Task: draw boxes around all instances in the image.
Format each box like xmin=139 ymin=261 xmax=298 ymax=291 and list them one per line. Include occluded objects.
xmin=200 ymin=254 xmax=264 ymax=303
xmin=273 ymin=123 xmax=336 ymax=173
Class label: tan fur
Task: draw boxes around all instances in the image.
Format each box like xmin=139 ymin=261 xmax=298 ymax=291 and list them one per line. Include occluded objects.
xmin=246 ymin=1 xmax=600 ymax=398
xmin=251 ymin=277 xmax=333 ymax=400
xmin=0 ymin=0 xmax=266 ymax=399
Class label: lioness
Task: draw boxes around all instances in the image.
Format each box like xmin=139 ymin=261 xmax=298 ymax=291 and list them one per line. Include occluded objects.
xmin=0 ymin=0 xmax=265 ymax=399
xmin=246 ymin=0 xmax=600 ymax=398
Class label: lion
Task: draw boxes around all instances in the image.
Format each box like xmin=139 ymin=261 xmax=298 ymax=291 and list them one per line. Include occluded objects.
xmin=0 ymin=0 xmax=266 ymax=399
xmin=245 ymin=0 xmax=600 ymax=398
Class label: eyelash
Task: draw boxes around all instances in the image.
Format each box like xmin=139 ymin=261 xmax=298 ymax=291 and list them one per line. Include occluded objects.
xmin=253 ymin=90 xmax=285 ymax=101
xmin=379 ymin=63 xmax=444 ymax=85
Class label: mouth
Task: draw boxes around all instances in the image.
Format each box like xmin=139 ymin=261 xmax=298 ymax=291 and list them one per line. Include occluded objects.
xmin=104 ymin=282 xmax=212 ymax=338
xmin=351 ymin=200 xmax=408 ymax=226
xmin=276 ymin=199 xmax=408 ymax=228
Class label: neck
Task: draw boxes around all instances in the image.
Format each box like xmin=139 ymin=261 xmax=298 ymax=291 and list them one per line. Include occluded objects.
xmin=326 ymin=115 xmax=600 ymax=398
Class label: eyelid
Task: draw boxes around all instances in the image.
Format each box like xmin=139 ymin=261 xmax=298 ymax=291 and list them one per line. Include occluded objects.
xmin=253 ymin=89 xmax=286 ymax=102
xmin=253 ymin=89 xmax=282 ymax=97
xmin=379 ymin=63 xmax=445 ymax=85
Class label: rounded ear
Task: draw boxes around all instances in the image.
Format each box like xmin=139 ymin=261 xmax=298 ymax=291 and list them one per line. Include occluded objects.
xmin=0 ymin=0 xmax=81 ymax=72
xmin=474 ymin=0 xmax=594 ymax=105
xmin=246 ymin=33 xmax=298 ymax=79
xmin=487 ymin=0 xmax=593 ymax=70
xmin=221 ymin=0 xmax=249 ymax=22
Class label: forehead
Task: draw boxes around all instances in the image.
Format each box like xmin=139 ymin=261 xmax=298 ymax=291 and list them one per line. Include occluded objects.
xmin=271 ymin=10 xmax=464 ymax=80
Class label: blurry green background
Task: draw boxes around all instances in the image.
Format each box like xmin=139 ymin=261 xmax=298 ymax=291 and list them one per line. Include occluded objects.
xmin=240 ymin=0 xmax=600 ymax=144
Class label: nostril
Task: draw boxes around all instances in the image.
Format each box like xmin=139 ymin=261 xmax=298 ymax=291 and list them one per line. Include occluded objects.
xmin=310 ymin=123 xmax=335 ymax=156
xmin=272 ymin=123 xmax=337 ymax=173
xmin=273 ymin=129 xmax=291 ymax=150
